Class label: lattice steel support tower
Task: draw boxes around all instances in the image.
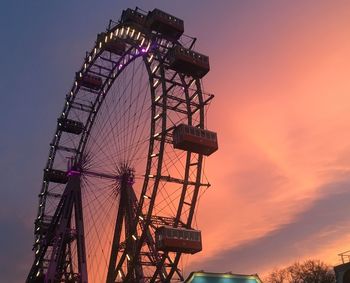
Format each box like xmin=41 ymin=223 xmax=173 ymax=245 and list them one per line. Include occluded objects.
xmin=27 ymin=171 xmax=88 ymax=282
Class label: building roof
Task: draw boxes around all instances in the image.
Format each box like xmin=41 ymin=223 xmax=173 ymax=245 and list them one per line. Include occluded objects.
xmin=184 ymin=271 xmax=262 ymax=283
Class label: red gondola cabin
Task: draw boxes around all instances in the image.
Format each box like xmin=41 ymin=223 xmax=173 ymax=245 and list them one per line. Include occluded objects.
xmin=155 ymin=226 xmax=202 ymax=254
xmin=121 ymin=8 xmax=147 ymax=31
xmin=44 ymin=169 xmax=68 ymax=184
xmin=76 ymin=73 xmax=103 ymax=90
xmin=168 ymin=46 xmax=210 ymax=78
xmin=58 ymin=118 xmax=84 ymax=135
xmin=147 ymin=8 xmax=184 ymax=40
xmin=173 ymin=124 xmax=218 ymax=156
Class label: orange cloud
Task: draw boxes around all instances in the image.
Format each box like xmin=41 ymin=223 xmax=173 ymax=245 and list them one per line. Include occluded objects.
xmin=187 ymin=0 xmax=350 ymax=275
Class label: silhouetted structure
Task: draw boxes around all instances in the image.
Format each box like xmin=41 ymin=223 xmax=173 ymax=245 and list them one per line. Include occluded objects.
xmin=185 ymin=272 xmax=262 ymax=283
xmin=335 ymin=251 xmax=350 ymax=283
xmin=27 ymin=6 xmax=217 ymax=283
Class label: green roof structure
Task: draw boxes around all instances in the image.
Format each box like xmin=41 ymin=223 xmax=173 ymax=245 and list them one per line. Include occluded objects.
xmin=184 ymin=271 xmax=262 ymax=283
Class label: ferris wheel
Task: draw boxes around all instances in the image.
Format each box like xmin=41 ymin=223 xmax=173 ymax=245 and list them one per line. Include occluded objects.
xmin=27 ymin=7 xmax=218 ymax=283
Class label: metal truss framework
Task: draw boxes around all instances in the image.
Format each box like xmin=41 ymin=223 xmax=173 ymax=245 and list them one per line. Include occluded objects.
xmin=27 ymin=7 xmax=213 ymax=283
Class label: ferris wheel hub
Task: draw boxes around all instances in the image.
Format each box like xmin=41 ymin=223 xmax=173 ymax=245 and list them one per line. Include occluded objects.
xmin=116 ymin=163 xmax=135 ymax=185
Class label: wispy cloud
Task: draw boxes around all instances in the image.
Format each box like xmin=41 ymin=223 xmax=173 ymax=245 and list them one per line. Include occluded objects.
xmin=190 ymin=179 xmax=350 ymax=274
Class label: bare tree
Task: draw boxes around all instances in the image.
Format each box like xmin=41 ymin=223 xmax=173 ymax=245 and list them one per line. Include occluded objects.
xmin=265 ymin=259 xmax=335 ymax=283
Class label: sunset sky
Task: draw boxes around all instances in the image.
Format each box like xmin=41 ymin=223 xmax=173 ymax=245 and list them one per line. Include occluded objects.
xmin=2 ymin=1 xmax=350 ymax=282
